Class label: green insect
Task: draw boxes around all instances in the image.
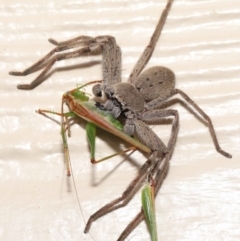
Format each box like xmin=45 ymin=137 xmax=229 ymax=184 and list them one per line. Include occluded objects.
xmin=37 ymin=81 xmax=151 ymax=177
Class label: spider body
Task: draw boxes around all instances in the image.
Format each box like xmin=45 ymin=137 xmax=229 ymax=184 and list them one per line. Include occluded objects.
xmin=94 ymin=66 xmax=175 ymax=138
xmin=9 ymin=0 xmax=232 ymax=240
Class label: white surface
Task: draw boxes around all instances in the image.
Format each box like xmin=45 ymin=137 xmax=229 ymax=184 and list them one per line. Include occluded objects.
xmin=1 ymin=1 xmax=240 ymax=241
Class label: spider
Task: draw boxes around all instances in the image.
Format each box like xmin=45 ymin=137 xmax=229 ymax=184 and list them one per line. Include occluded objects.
xmin=9 ymin=0 xmax=232 ymax=240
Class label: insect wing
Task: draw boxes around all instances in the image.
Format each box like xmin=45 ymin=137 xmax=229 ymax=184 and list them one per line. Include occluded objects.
xmin=86 ymin=122 xmax=97 ymax=162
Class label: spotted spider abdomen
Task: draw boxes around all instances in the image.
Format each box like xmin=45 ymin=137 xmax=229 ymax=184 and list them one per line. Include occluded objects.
xmin=134 ymin=66 xmax=175 ymax=102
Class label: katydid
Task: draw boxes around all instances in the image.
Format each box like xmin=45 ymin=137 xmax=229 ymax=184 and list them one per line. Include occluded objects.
xmin=37 ymin=81 xmax=152 ymax=176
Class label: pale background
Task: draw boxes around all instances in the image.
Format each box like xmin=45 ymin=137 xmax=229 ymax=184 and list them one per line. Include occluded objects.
xmin=1 ymin=0 xmax=240 ymax=241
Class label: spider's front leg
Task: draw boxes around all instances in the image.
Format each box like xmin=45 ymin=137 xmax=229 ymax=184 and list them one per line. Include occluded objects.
xmin=91 ymin=36 xmax=122 ymax=97
xmin=9 ymin=35 xmax=120 ymax=90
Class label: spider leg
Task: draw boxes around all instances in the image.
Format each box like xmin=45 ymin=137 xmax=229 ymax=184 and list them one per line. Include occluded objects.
xmin=117 ymin=156 xmax=169 ymax=241
xmin=141 ymin=109 xmax=179 ymax=156
xmin=9 ymin=36 xmax=97 ymax=77
xmin=146 ymin=89 xmax=232 ymax=159
xmin=48 ymin=35 xmax=96 ymax=46
xmin=51 ymin=35 xmax=122 ymax=91
xmin=9 ymin=35 xmax=121 ymax=90
xmin=102 ymin=37 xmax=122 ymax=86
xmin=85 ymin=109 xmax=179 ymax=238
xmin=84 ymin=151 xmax=159 ymax=234
xmin=92 ymin=36 xmax=122 ymax=98
xmin=128 ymin=0 xmax=174 ymax=83
xmin=116 ymin=109 xmax=179 ymax=240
